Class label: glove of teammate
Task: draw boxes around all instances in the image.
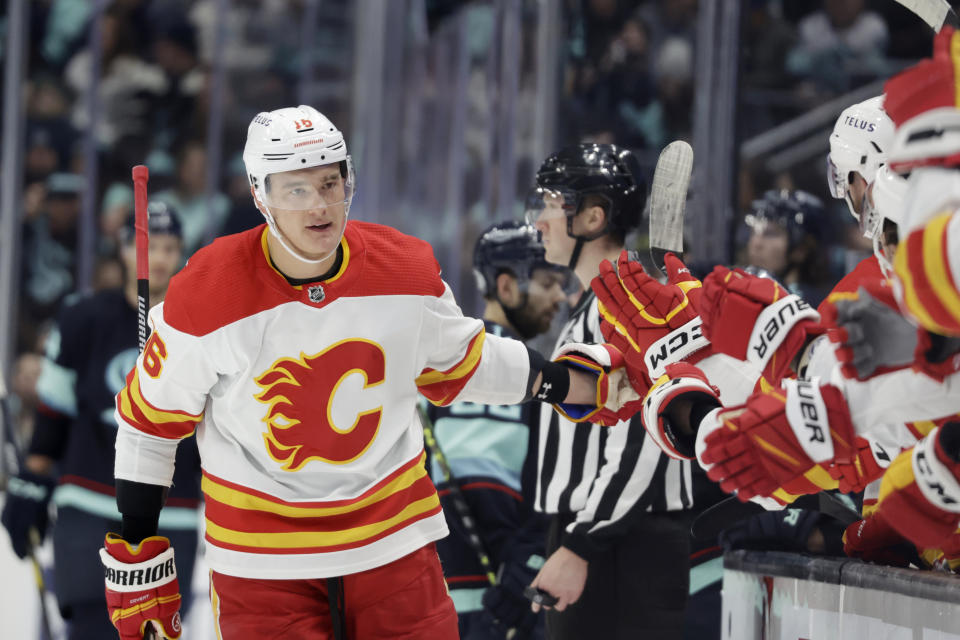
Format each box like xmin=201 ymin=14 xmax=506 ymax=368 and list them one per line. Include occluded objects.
xmin=699 ymin=379 xmax=854 ymax=504
xmin=700 ymin=265 xmax=820 ymax=388
xmin=552 ymin=342 xmax=644 ymax=426
xmin=827 ymin=435 xmax=895 ymax=494
xmin=842 ymin=512 xmax=919 ymax=568
xmin=640 ymin=361 xmax=720 ymax=460
xmin=100 ymin=533 xmax=182 ymax=640
xmin=822 ymin=281 xmax=918 ymax=381
xmin=1 ymin=469 xmax=56 ymax=559
xmin=590 ymin=251 xmax=710 ymax=391
xmin=873 ymin=423 xmax=960 ymax=549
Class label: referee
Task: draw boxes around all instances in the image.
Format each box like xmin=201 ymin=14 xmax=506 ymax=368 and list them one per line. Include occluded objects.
xmin=524 ymin=143 xmax=694 ymax=640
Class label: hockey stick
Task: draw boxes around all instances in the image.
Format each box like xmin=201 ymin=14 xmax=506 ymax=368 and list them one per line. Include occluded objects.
xmin=0 ymin=374 xmax=55 ymax=640
xmin=645 ymin=140 xmax=693 ymax=279
xmin=417 ymin=404 xmax=497 ymax=586
xmin=893 ymin=0 xmax=959 ymax=32
xmin=132 ymin=165 xmax=160 ymax=640
xmin=691 ymin=491 xmax=860 ymax=541
xmin=133 ymin=165 xmax=150 ymax=354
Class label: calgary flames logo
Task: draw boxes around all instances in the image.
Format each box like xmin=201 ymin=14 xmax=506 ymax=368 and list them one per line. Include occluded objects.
xmin=254 ymin=339 xmax=386 ymax=470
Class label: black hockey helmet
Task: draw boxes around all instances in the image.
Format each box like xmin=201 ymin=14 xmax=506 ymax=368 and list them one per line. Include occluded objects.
xmin=473 ymin=221 xmax=558 ymax=298
xmin=120 ymin=201 xmax=184 ymax=244
xmin=527 ymin=143 xmax=646 ymax=239
xmin=745 ymin=189 xmax=825 ymax=250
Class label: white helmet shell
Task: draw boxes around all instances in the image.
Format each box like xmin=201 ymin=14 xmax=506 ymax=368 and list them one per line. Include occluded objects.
xmin=887 ymin=107 xmax=960 ymax=174
xmin=861 ymin=165 xmax=908 ymax=278
xmin=243 ymin=105 xmax=349 ymax=195
xmin=827 ymin=96 xmax=895 ymax=219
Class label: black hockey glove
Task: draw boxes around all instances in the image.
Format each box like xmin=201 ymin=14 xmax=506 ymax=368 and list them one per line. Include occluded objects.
xmin=719 ymin=508 xmax=822 ymax=554
xmin=477 ymin=560 xmax=542 ymax=640
xmin=1 ymin=469 xmax=56 ymax=558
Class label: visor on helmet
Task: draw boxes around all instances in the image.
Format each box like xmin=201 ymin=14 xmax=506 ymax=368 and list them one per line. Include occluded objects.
xmin=259 ymin=158 xmax=356 ymax=212
xmin=523 ymin=186 xmax=579 ymax=225
xmin=826 ymin=154 xmax=848 ymax=200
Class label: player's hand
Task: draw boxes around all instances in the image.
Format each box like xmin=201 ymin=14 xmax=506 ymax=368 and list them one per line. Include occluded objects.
xmin=873 ymin=424 xmax=960 ymax=549
xmin=591 ymin=252 xmax=710 ymax=387
xmin=699 ymin=380 xmax=854 ymax=504
xmin=700 ymin=265 xmax=820 ymax=387
xmin=528 ymin=546 xmax=587 ymax=613
xmin=1 ymin=469 xmax=56 ymax=559
xmin=822 ymin=282 xmax=918 ymax=380
xmin=552 ymin=342 xmax=645 ymax=426
xmin=100 ymin=533 xmax=182 ymax=640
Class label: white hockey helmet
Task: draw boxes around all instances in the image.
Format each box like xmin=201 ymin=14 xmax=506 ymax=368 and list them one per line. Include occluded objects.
xmin=860 ymin=165 xmax=907 ymax=277
xmin=242 ymin=105 xmax=355 ymax=263
xmin=827 ymin=96 xmax=895 ymax=220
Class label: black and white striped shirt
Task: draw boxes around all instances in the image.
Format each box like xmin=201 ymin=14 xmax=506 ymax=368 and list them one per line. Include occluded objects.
xmin=535 ymin=290 xmax=693 ymax=554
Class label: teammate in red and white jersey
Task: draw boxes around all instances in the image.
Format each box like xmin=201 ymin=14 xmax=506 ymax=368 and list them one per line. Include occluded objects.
xmin=98 ymin=106 xmax=615 ymax=640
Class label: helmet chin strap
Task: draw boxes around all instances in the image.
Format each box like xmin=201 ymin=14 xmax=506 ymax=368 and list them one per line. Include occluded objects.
xmin=259 ymin=200 xmax=346 ymax=266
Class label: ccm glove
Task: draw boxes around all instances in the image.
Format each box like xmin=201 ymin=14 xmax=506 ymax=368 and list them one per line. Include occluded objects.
xmin=640 ymin=362 xmax=720 ymax=460
xmin=1 ymin=469 xmax=56 ymax=559
xmin=874 ymin=423 xmax=960 ymax=549
xmin=699 ymin=379 xmax=855 ymax=504
xmin=700 ymin=266 xmax=820 ymax=388
xmin=100 ymin=533 xmax=182 ymax=640
xmin=591 ymin=251 xmax=710 ymax=388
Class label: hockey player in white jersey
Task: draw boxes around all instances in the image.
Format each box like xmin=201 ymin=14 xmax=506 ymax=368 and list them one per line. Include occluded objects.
xmin=97 ymin=106 xmax=620 ymax=640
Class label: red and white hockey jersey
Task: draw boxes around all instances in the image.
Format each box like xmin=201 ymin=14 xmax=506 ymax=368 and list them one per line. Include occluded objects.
xmin=113 ymin=222 xmax=530 ymax=579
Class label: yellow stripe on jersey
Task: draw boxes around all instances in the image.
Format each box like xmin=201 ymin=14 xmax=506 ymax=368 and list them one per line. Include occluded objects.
xmin=804 ymin=464 xmax=839 ymax=491
xmin=117 ymin=369 xmax=202 ymax=438
xmin=415 ymin=330 xmax=486 ymax=387
xmin=894 ymin=231 xmax=954 ymax=336
xmin=205 ymin=493 xmax=441 ymax=549
xmin=923 ymin=212 xmax=960 ymax=327
xmin=201 ymin=452 xmax=428 ymax=518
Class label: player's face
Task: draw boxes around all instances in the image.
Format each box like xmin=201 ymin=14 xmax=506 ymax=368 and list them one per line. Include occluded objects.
xmin=149 ymin=234 xmax=182 ymax=291
xmin=531 ymin=194 xmax=576 ymax=265
xmin=261 ymin=165 xmax=348 ymax=260
xmin=513 ymin=267 xmax=568 ymax=336
xmin=746 ymin=222 xmax=789 ymax=275
xmin=848 ymin=172 xmax=868 ymax=215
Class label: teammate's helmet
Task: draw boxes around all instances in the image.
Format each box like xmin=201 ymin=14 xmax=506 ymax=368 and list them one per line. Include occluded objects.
xmin=242 ymin=105 xmax=355 ymax=214
xmin=120 ymin=201 xmax=183 ymax=244
xmin=473 ymin=222 xmax=553 ymax=298
xmin=827 ymin=96 xmax=895 ymax=220
xmin=527 ymin=143 xmax=646 ymax=238
xmin=860 ymin=165 xmax=908 ymax=277
xmin=745 ymin=189 xmax=825 ymax=250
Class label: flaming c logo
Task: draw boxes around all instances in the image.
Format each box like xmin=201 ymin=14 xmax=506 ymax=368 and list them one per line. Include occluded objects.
xmin=254 ymin=339 xmax=386 ymax=470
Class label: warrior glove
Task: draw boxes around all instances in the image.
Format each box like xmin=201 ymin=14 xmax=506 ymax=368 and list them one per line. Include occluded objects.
xmin=100 ymin=533 xmax=182 ymax=640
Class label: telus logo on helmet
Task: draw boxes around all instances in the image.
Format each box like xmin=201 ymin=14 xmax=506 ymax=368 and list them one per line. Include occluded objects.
xmin=844 ymin=116 xmax=876 ymax=132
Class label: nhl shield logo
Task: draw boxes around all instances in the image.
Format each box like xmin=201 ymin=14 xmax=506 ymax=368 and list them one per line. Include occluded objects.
xmin=308 ymin=285 xmax=325 ymax=303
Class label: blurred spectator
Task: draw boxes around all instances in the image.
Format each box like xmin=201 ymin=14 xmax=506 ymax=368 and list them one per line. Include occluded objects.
xmin=788 ymin=0 xmax=889 ymax=92
xmin=625 ymin=36 xmax=694 ymax=149
xmin=635 ymin=0 xmax=697 ymax=71
xmin=64 ymin=6 xmax=165 ymax=148
xmin=154 ymin=139 xmax=229 ymax=256
xmin=221 ymin=154 xmax=263 ymax=236
xmin=149 ymin=16 xmax=206 ymax=146
xmin=19 ymin=172 xmax=86 ymax=352
xmin=741 ymin=0 xmax=797 ymax=90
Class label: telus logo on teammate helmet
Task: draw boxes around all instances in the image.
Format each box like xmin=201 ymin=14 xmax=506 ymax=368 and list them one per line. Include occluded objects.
xmin=844 ymin=115 xmax=876 ymax=132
